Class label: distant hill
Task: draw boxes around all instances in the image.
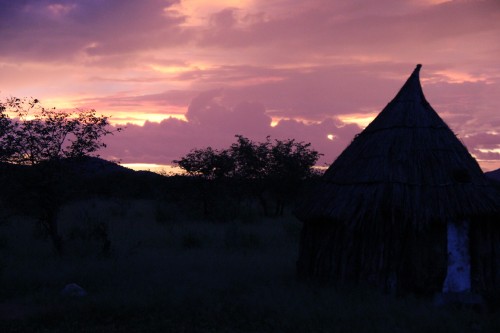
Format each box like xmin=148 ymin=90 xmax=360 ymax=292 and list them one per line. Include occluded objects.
xmin=0 ymin=157 xmax=169 ymax=205
xmin=1 ymin=156 xmax=133 ymax=177
xmin=53 ymin=156 xmax=135 ymax=178
xmin=485 ymin=169 xmax=500 ymax=182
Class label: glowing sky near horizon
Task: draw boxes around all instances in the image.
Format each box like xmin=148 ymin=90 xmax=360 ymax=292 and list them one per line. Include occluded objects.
xmin=1 ymin=0 xmax=500 ymax=170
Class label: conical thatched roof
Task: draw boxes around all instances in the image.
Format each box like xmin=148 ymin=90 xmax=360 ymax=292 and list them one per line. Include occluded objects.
xmin=296 ymin=64 xmax=500 ymax=227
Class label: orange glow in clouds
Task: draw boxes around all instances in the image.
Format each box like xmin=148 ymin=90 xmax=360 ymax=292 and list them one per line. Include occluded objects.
xmin=150 ymin=62 xmax=214 ymax=75
xmin=122 ymin=163 xmax=184 ymax=174
xmin=338 ymin=113 xmax=377 ymax=128
xmin=109 ymin=113 xmax=187 ymax=126
xmin=171 ymin=0 xmax=255 ymax=26
xmin=425 ymin=70 xmax=491 ymax=84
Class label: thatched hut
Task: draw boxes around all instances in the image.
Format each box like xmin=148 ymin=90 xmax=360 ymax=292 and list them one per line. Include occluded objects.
xmin=295 ymin=64 xmax=500 ymax=295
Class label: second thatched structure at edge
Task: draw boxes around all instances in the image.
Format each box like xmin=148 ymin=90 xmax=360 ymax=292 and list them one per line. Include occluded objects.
xmin=295 ymin=65 xmax=500 ymax=295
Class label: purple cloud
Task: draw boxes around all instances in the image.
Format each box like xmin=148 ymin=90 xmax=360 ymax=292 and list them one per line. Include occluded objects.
xmin=1 ymin=0 xmax=500 ymax=171
xmin=101 ymin=91 xmax=362 ymax=166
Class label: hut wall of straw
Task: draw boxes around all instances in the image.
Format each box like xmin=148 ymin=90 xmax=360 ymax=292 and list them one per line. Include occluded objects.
xmin=295 ymin=65 xmax=500 ymax=295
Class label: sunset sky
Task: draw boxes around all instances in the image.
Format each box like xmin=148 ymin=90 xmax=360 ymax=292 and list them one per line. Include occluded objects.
xmin=1 ymin=0 xmax=499 ymax=171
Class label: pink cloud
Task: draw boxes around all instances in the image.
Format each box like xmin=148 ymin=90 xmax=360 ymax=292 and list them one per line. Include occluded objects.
xmin=88 ymin=62 xmax=500 ymax=171
xmin=1 ymin=0 xmax=499 ymax=171
xmin=101 ymin=92 xmax=362 ymax=166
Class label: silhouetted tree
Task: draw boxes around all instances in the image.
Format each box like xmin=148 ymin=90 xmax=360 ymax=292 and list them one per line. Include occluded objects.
xmin=174 ymin=147 xmax=234 ymax=180
xmin=229 ymin=135 xmax=271 ymax=180
xmin=266 ymin=138 xmax=322 ymax=215
xmin=1 ymin=97 xmax=116 ymax=164
xmin=0 ymin=97 xmax=121 ymax=254
xmin=173 ymin=147 xmax=234 ymax=216
xmin=174 ymin=135 xmax=322 ymax=216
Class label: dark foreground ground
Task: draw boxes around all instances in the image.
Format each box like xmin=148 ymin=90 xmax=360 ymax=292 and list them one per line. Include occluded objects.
xmin=1 ymin=199 xmax=499 ymax=333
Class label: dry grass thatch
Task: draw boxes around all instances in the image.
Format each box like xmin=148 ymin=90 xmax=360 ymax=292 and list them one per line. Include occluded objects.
xmin=295 ymin=65 xmax=500 ymax=294
xmin=296 ymin=64 xmax=500 ymax=228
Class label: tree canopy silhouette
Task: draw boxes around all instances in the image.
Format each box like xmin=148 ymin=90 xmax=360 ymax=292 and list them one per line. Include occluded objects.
xmin=0 ymin=97 xmax=120 ymax=165
xmin=174 ymin=135 xmax=321 ymax=181
xmin=0 ymin=96 xmax=121 ymax=254
xmin=173 ymin=135 xmax=322 ymax=216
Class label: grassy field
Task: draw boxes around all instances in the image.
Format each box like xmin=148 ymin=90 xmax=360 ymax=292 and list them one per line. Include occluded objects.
xmin=1 ymin=198 xmax=499 ymax=332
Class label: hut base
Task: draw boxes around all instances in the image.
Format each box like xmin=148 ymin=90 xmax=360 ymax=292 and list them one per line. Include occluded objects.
xmin=433 ymin=292 xmax=485 ymax=311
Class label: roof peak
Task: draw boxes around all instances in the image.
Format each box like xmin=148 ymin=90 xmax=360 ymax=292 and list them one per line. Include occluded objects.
xmin=362 ymin=63 xmax=445 ymax=132
xmin=412 ymin=64 xmax=422 ymax=77
xmin=294 ymin=63 xmax=500 ymax=225
xmin=390 ymin=64 xmax=425 ymax=103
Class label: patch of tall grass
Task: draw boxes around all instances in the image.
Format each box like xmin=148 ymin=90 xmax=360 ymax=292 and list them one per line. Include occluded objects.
xmin=0 ymin=199 xmax=499 ymax=332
